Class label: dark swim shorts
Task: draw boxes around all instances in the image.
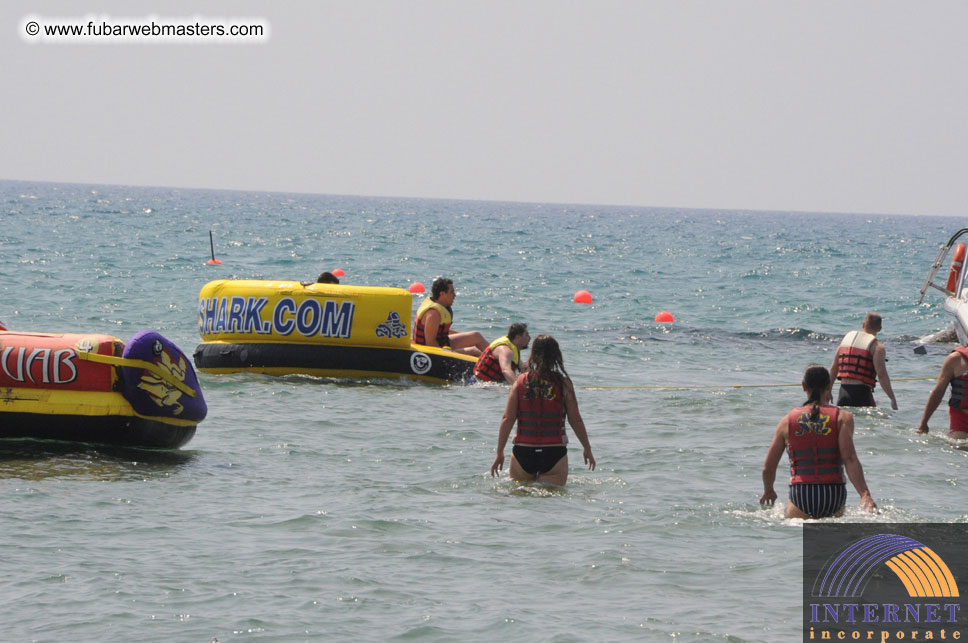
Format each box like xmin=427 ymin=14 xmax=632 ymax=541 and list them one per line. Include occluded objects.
xmin=837 ymin=383 xmax=875 ymax=407
xmin=512 ymin=445 xmax=567 ymax=475
xmin=789 ymin=483 xmax=847 ymax=519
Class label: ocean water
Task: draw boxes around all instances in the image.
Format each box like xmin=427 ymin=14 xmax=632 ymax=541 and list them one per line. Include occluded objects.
xmin=0 ymin=179 xmax=965 ymax=642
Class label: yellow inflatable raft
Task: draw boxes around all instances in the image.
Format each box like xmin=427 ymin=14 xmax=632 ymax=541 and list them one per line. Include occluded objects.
xmin=192 ymin=280 xmax=478 ymax=384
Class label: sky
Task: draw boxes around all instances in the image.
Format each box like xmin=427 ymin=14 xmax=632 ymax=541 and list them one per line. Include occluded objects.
xmin=4 ymin=1 xmax=967 ymax=216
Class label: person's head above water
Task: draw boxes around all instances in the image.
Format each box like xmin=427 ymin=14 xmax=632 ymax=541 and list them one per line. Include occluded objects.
xmin=527 ymin=334 xmax=569 ymax=383
xmin=431 ymin=277 xmax=454 ymax=301
xmin=507 ymin=322 xmax=530 ymax=348
xmin=802 ymin=364 xmax=831 ymax=416
xmin=862 ymin=312 xmax=882 ymax=334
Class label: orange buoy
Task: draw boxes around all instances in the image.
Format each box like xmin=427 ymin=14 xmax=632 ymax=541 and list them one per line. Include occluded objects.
xmin=655 ymin=311 xmax=675 ymax=323
xmin=408 ymin=282 xmax=426 ymax=294
xmin=573 ymin=290 xmax=593 ymax=304
xmin=332 ymin=268 xmax=345 ymax=277
xmin=946 ymin=243 xmax=967 ymax=292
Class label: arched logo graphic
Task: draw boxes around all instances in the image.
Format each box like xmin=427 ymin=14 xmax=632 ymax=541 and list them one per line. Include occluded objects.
xmin=814 ymin=533 xmax=960 ymax=599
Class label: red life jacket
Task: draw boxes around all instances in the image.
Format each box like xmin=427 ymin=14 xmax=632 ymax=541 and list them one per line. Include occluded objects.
xmin=787 ymin=404 xmax=844 ymax=484
xmin=472 ymin=336 xmax=519 ymax=382
xmin=948 ymin=346 xmax=968 ymax=410
xmin=513 ymin=372 xmax=567 ymax=446
xmin=836 ymin=330 xmax=877 ymax=387
xmin=412 ymin=299 xmax=452 ymax=347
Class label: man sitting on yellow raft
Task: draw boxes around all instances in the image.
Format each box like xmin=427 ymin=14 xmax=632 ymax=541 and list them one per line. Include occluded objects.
xmin=412 ymin=277 xmax=488 ymax=357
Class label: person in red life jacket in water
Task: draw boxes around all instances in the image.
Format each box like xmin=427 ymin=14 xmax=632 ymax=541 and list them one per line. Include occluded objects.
xmin=761 ymin=365 xmax=877 ymax=519
xmin=472 ymin=323 xmax=531 ymax=384
xmin=490 ymin=334 xmax=595 ymax=486
xmin=916 ymin=343 xmax=968 ymax=439
xmin=829 ymin=313 xmax=898 ymax=409
xmin=412 ymin=277 xmax=488 ymax=356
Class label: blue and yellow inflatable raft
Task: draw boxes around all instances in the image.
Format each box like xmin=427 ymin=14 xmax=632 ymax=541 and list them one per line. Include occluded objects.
xmin=192 ymin=280 xmax=478 ymax=384
xmin=0 ymin=329 xmax=206 ymax=448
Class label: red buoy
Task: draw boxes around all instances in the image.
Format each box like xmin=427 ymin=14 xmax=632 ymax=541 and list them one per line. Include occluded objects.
xmin=206 ymin=231 xmax=221 ymax=265
xmin=573 ymin=290 xmax=593 ymax=304
xmin=408 ymin=282 xmax=426 ymax=294
xmin=332 ymin=268 xmax=345 ymax=277
xmin=655 ymin=311 xmax=675 ymax=323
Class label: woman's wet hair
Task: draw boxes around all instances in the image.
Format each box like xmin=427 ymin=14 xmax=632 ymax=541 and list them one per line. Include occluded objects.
xmin=802 ymin=364 xmax=831 ymax=419
xmin=526 ymin=334 xmax=569 ymax=392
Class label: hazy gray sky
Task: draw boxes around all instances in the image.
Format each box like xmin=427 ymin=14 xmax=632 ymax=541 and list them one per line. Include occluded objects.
xmin=4 ymin=1 xmax=967 ymax=215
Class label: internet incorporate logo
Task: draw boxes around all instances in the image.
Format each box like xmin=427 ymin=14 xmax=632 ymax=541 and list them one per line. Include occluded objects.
xmin=815 ymin=534 xmax=959 ymax=599
xmin=803 ymin=525 xmax=965 ymax=642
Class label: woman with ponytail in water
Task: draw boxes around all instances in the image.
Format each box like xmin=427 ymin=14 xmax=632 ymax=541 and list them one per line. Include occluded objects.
xmin=761 ymin=365 xmax=876 ymax=519
xmin=490 ymin=335 xmax=595 ymax=486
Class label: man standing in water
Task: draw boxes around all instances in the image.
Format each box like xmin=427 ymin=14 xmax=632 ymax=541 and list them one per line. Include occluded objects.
xmin=829 ymin=313 xmax=898 ymax=409
xmin=412 ymin=277 xmax=488 ymax=356
xmin=916 ymin=345 xmax=968 ymax=439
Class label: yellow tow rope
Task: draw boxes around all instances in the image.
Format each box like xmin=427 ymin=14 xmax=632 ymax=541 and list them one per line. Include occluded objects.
xmin=582 ymin=377 xmax=935 ymax=391
xmin=74 ymin=351 xmax=197 ymax=397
